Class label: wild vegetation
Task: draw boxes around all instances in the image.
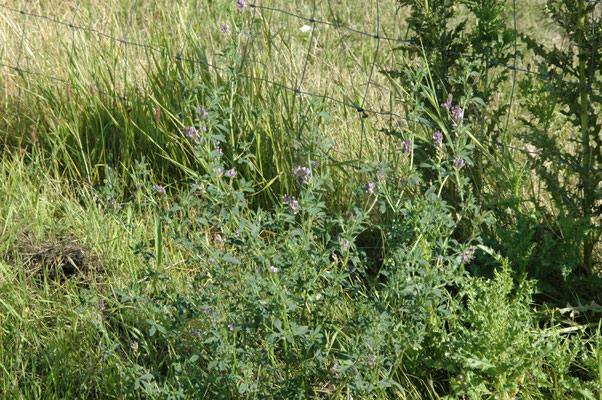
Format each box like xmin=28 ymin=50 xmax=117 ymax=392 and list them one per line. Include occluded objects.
xmin=0 ymin=0 xmax=601 ymax=398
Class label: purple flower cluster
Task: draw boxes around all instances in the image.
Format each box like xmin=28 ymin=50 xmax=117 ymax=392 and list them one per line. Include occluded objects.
xmin=236 ymin=0 xmax=247 ymax=12
xmin=433 ymin=130 xmax=443 ymax=148
xmin=269 ymin=265 xmax=279 ymax=273
xmin=197 ymin=105 xmax=208 ymax=120
xmin=292 ymin=165 xmax=311 ymax=185
xmin=402 ymin=139 xmax=412 ymax=156
xmin=226 ymin=168 xmax=237 ymax=178
xmin=460 ymin=247 xmax=475 ymax=263
xmin=453 ymin=156 xmax=465 ymax=170
xmin=153 ymin=185 xmax=166 ymax=194
xmin=367 ymin=344 xmax=376 ymax=366
xmin=441 ymin=94 xmax=453 ymax=110
xmin=451 ymin=105 xmax=464 ymax=127
xmin=441 ymin=94 xmax=464 ymax=127
xmin=190 ymin=328 xmax=202 ymax=338
xmin=282 ymin=194 xmax=299 ymax=214
xmin=338 ymin=235 xmax=350 ymax=249
xmin=221 ymin=24 xmax=229 ymax=35
xmin=365 ymin=182 xmax=376 ymax=194
xmin=183 ymin=126 xmax=204 ymax=144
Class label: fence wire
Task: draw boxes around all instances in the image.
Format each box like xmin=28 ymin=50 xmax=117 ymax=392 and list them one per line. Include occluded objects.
xmin=0 ymin=0 xmax=600 ymax=175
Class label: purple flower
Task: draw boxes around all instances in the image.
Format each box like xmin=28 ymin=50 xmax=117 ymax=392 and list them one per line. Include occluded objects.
xmin=441 ymin=94 xmax=453 ymax=110
xmin=453 ymin=157 xmax=465 ymax=170
xmin=365 ymin=182 xmax=376 ymax=194
xmin=99 ymin=299 xmax=105 ymax=310
xmin=269 ymin=265 xmax=279 ymax=273
xmin=292 ymin=165 xmax=311 ymax=185
xmin=460 ymin=247 xmax=475 ymax=263
xmin=228 ymin=322 xmax=235 ymax=331
xmin=221 ymin=24 xmax=230 ymax=35
xmin=338 ymin=235 xmax=350 ymax=249
xmin=402 ymin=139 xmax=412 ymax=156
xmin=282 ymin=194 xmax=299 ymax=214
xmin=202 ymin=125 xmax=207 ymax=132
xmin=451 ymin=105 xmax=464 ymax=126
xmin=215 ymin=167 xmax=223 ymax=176
xmin=190 ymin=328 xmax=202 ymax=338
xmin=183 ymin=126 xmax=198 ymax=139
xmin=236 ymin=0 xmax=247 ymax=12
xmin=197 ymin=105 xmax=208 ymax=120
xmin=433 ymin=130 xmax=443 ymax=147
xmin=91 ymin=311 xmax=102 ymax=324
xmin=311 ymin=160 xmax=319 ymax=169
xmin=153 ymin=185 xmax=166 ymax=193
xmin=131 ymin=341 xmax=138 ymax=351
xmin=226 ymin=168 xmax=237 ymax=178
xmin=209 ymin=258 xmax=215 ymax=264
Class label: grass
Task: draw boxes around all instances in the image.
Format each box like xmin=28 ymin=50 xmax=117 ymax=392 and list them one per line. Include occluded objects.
xmin=0 ymin=0 xmax=601 ymax=398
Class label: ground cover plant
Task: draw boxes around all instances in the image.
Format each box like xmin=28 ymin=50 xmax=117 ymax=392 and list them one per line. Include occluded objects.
xmin=0 ymin=0 xmax=601 ymax=399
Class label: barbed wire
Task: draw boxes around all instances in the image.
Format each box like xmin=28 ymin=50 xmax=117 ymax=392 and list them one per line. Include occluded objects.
xmin=1 ymin=0 xmax=600 ymax=176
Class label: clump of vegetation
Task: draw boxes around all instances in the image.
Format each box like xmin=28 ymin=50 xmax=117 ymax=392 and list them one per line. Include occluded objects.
xmin=0 ymin=0 xmax=600 ymax=399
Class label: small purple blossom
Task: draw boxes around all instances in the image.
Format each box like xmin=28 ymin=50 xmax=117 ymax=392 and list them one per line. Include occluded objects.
xmin=236 ymin=0 xmax=247 ymax=12
xmin=221 ymin=23 xmax=230 ymax=35
xmin=402 ymin=139 xmax=412 ymax=156
xmin=197 ymin=105 xmax=208 ymax=120
xmin=338 ymin=235 xmax=350 ymax=249
xmin=311 ymin=160 xmax=319 ymax=169
xmin=135 ymin=182 xmax=142 ymax=191
xmin=365 ymin=182 xmax=376 ymax=194
xmin=215 ymin=167 xmax=223 ymax=176
xmin=99 ymin=299 xmax=105 ymax=310
xmin=190 ymin=328 xmax=203 ymax=338
xmin=433 ymin=130 xmax=443 ymax=147
xmin=292 ymin=165 xmax=311 ymax=185
xmin=153 ymin=185 xmax=166 ymax=193
xmin=131 ymin=341 xmax=138 ymax=351
xmin=282 ymin=194 xmax=299 ymax=214
xmin=91 ymin=311 xmax=102 ymax=324
xmin=269 ymin=265 xmax=279 ymax=273
xmin=451 ymin=105 xmax=464 ymax=126
xmin=226 ymin=168 xmax=237 ymax=178
xmin=441 ymin=94 xmax=453 ymax=110
xmin=460 ymin=247 xmax=475 ymax=263
xmin=228 ymin=322 xmax=235 ymax=331
xmin=209 ymin=258 xmax=215 ymax=264
xmin=453 ymin=157 xmax=465 ymax=170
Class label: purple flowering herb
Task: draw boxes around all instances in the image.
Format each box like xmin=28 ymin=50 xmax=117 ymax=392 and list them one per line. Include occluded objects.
xmin=311 ymin=160 xmax=319 ymax=169
xmin=183 ymin=126 xmax=198 ymax=139
xmin=91 ymin=311 xmax=102 ymax=324
xmin=215 ymin=145 xmax=223 ymax=155
xmin=292 ymin=165 xmax=311 ymax=185
xmin=453 ymin=157 xmax=465 ymax=170
xmin=402 ymin=139 xmax=412 ymax=156
xmin=209 ymin=257 xmax=215 ymax=264
xmin=107 ymin=199 xmax=116 ymax=208
xmin=131 ymin=341 xmax=138 ymax=351
xmin=99 ymin=299 xmax=105 ymax=310
xmin=441 ymin=93 xmax=453 ymax=110
xmin=221 ymin=23 xmax=230 ymax=35
xmin=215 ymin=167 xmax=223 ymax=176
xmin=201 ymin=125 xmax=207 ymax=132
xmin=226 ymin=168 xmax=237 ymax=178
xmin=153 ymin=185 xmax=166 ymax=194
xmin=282 ymin=194 xmax=299 ymax=214
xmin=451 ymin=105 xmax=464 ymax=126
xmin=365 ymin=182 xmax=376 ymax=194
xmin=236 ymin=0 xmax=247 ymax=12
xmin=190 ymin=328 xmax=202 ymax=338
xmin=228 ymin=322 xmax=235 ymax=331
xmin=269 ymin=265 xmax=279 ymax=273
xmin=433 ymin=130 xmax=443 ymax=147
xmin=338 ymin=235 xmax=350 ymax=249
xmin=197 ymin=105 xmax=208 ymax=120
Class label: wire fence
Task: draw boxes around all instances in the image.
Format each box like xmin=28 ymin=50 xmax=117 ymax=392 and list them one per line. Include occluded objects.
xmin=1 ymin=0 xmax=600 ymax=175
